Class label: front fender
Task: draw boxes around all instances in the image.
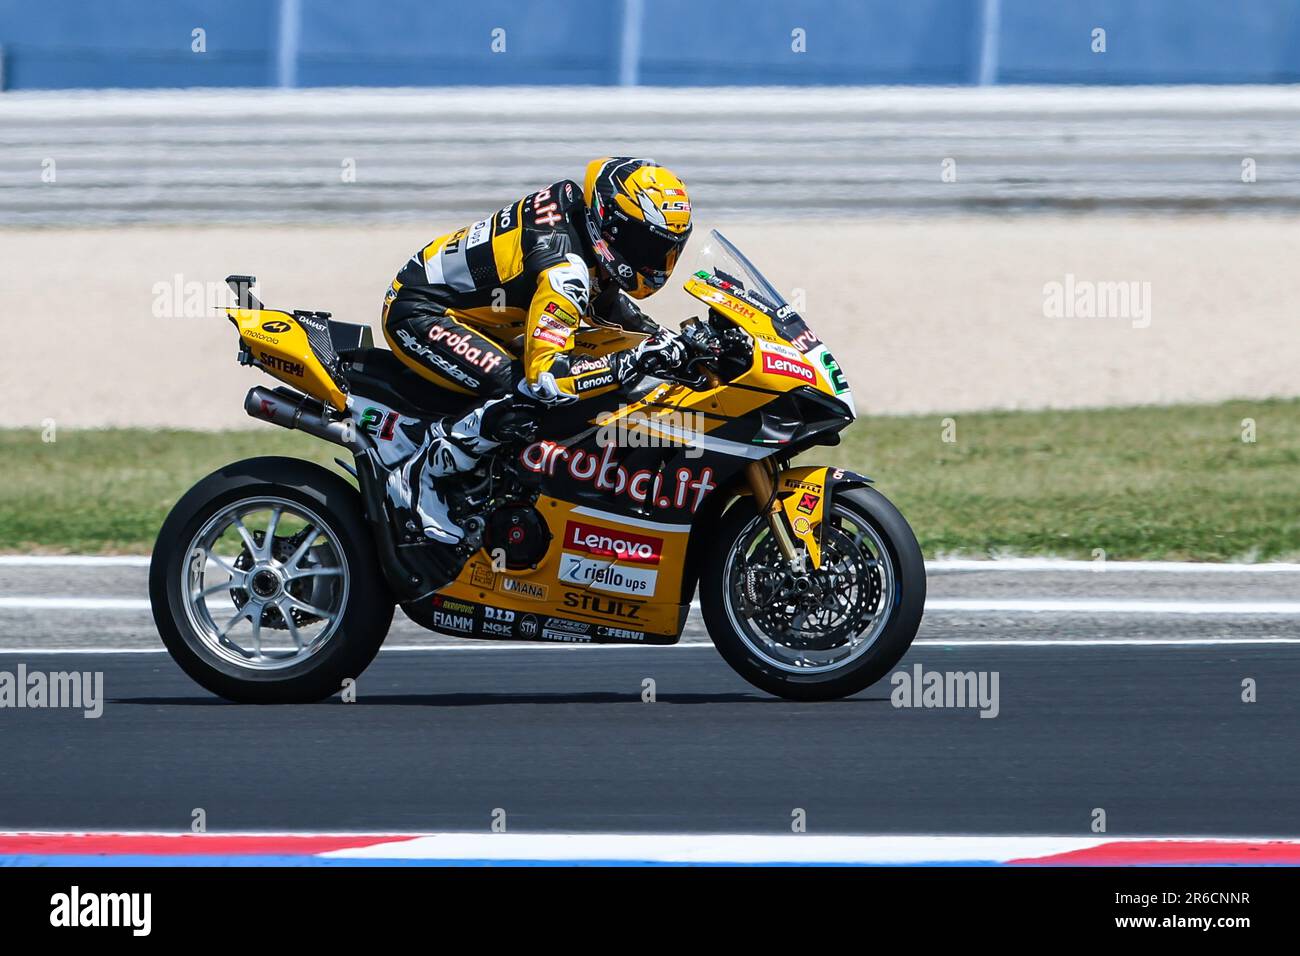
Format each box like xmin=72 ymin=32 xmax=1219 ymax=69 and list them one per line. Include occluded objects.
xmin=678 ymin=463 xmax=872 ymax=604
xmin=768 ymin=465 xmax=873 ymax=568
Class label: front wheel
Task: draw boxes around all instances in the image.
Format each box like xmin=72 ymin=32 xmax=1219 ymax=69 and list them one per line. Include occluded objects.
xmin=699 ymin=485 xmax=925 ymax=701
xmin=150 ymin=457 xmax=395 ymax=703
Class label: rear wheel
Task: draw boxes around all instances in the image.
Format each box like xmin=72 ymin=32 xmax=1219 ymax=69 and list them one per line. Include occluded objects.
xmin=150 ymin=457 xmax=394 ymax=703
xmin=700 ymin=485 xmax=925 ymax=701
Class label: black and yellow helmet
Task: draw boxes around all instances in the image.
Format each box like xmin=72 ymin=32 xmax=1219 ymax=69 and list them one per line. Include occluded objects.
xmin=583 ymin=157 xmax=693 ymax=299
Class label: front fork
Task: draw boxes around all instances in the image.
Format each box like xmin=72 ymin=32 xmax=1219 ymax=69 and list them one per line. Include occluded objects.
xmin=742 ymin=461 xmax=865 ymax=572
xmin=745 ymin=459 xmax=803 ymax=567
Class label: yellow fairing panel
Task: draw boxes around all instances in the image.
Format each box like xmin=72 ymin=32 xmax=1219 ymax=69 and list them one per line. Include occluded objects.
xmin=437 ymin=496 xmax=691 ymax=640
xmin=684 ymin=277 xmax=770 ymax=331
xmin=774 ymin=465 xmax=831 ymax=568
xmin=682 ymin=278 xmax=838 ymax=404
xmin=227 ymin=308 xmax=348 ymax=411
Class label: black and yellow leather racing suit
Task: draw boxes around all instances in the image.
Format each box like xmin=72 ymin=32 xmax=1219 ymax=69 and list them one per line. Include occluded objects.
xmin=382 ymin=179 xmax=651 ymax=404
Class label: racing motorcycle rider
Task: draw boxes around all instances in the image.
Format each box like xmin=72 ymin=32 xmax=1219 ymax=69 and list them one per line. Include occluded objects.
xmin=381 ymin=157 xmax=694 ymax=543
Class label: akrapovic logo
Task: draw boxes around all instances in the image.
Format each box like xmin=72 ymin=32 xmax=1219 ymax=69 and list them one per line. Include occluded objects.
xmin=563 ymin=522 xmax=661 ymax=564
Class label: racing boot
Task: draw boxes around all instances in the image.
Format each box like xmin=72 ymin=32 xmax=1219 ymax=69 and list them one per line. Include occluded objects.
xmin=385 ymin=396 xmax=537 ymax=544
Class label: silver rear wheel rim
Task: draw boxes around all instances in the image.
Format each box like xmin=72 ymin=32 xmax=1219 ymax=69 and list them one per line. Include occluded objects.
xmin=722 ymin=501 xmax=896 ymax=675
xmin=179 ymin=496 xmax=350 ymax=671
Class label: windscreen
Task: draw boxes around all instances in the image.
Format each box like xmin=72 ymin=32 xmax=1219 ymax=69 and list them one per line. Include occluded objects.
xmin=691 ymin=229 xmax=788 ymax=313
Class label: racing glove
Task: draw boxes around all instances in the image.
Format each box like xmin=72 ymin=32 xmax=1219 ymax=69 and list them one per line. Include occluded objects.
xmin=516 ymin=370 xmax=578 ymax=409
xmin=614 ymin=328 xmax=690 ymax=385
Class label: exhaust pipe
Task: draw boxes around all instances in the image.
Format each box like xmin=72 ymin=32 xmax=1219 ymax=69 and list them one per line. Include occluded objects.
xmin=244 ymin=385 xmax=429 ymax=597
xmin=244 ymin=386 xmax=371 ymax=454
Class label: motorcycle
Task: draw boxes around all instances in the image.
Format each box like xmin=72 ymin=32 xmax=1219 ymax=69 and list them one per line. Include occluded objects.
xmin=150 ymin=230 xmax=925 ymax=702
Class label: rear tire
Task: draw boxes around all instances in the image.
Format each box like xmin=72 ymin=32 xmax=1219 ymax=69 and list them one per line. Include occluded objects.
xmin=700 ymin=485 xmax=925 ymax=701
xmin=150 ymin=457 xmax=394 ymax=703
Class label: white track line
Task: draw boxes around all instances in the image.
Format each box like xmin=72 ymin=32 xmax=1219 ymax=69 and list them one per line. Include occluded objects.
xmin=3 ymin=596 xmax=1300 ymax=618
xmin=3 ymin=555 xmax=1300 ymax=573
xmin=4 ymin=829 xmax=1294 ymax=865
xmin=0 ymin=598 xmax=151 ymax=610
xmin=0 ymin=556 xmax=151 ymax=567
xmin=2 ymin=636 xmax=1300 ymax=656
xmin=929 ymin=598 xmax=1300 ymax=614
xmin=5 ymin=596 xmax=1300 ymax=616
xmin=319 ymin=832 xmax=1295 ymax=865
xmin=930 ymin=558 xmax=1300 ymax=574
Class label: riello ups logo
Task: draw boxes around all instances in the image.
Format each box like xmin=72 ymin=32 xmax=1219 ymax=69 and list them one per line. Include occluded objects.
xmin=559 ymin=521 xmax=662 ymax=597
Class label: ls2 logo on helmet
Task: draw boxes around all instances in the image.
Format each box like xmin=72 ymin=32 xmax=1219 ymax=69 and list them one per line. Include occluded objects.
xmin=261 ymin=320 xmax=291 ymax=333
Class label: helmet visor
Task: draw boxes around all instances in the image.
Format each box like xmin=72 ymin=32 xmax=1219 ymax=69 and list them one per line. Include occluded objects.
xmin=604 ymin=214 xmax=691 ymax=276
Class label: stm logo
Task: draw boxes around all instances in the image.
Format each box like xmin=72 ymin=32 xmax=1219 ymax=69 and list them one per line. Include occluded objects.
xmin=762 ymin=352 xmax=816 ymax=384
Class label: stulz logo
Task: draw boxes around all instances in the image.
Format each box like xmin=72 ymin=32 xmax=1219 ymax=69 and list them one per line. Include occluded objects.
xmin=762 ymin=351 xmax=816 ymax=384
xmin=563 ymin=591 xmax=643 ymax=621
xmin=564 ymin=522 xmax=661 ymax=564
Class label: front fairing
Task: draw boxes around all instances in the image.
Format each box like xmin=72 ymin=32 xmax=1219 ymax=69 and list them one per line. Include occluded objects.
xmin=683 ymin=230 xmax=856 ymax=419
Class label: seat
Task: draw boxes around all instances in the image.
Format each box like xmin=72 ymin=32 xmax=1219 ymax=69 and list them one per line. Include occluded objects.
xmin=337 ymin=347 xmax=478 ymax=418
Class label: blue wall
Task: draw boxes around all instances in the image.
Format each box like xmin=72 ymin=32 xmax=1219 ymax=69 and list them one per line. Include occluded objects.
xmin=3 ymin=0 xmax=1299 ymax=90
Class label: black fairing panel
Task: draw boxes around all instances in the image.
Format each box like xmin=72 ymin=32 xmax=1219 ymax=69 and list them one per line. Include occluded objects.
xmin=338 ymin=347 xmax=475 ymax=418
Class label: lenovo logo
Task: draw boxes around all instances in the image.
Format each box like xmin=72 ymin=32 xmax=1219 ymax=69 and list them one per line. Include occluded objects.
xmin=762 ymin=352 xmax=816 ymax=383
xmin=564 ymin=521 xmax=661 ymax=565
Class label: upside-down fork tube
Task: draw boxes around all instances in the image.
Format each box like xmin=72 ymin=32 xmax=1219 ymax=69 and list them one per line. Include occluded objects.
xmin=745 ymin=459 xmax=801 ymax=565
xmin=244 ymin=386 xmax=429 ymax=600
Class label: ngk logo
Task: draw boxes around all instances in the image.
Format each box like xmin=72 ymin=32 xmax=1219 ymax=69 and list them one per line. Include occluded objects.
xmin=564 ymin=522 xmax=661 ymax=565
xmin=762 ymin=351 xmax=816 ymax=383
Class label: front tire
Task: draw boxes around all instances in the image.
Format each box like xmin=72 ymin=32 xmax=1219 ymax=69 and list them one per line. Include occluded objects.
xmin=150 ymin=456 xmax=394 ymax=703
xmin=700 ymin=485 xmax=925 ymax=701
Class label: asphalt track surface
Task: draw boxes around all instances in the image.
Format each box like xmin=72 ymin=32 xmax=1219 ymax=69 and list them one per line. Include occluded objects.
xmin=1 ymin=562 xmax=1298 ymax=835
